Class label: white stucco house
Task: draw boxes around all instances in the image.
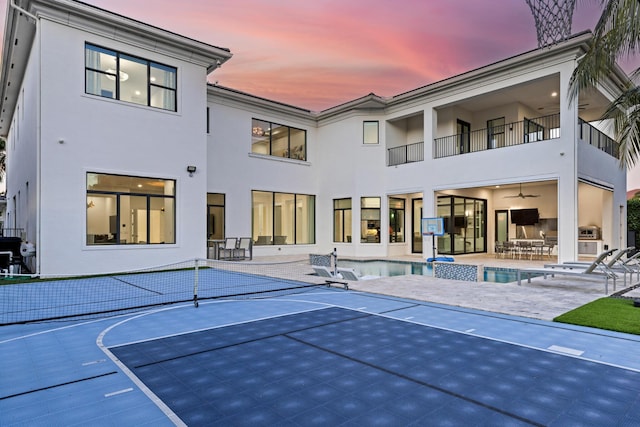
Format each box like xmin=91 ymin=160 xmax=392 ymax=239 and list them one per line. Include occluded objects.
xmin=0 ymin=0 xmax=629 ymax=276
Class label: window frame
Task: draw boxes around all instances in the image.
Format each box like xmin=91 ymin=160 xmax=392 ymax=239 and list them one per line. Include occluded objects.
xmin=252 ymin=190 xmax=315 ymax=245
xmin=84 ymin=43 xmax=177 ymax=112
xmin=388 ymin=197 xmax=405 ymax=243
xmin=363 ymin=121 xmax=380 ymax=145
xmin=487 ymin=117 xmax=505 ymax=149
xmin=360 ymin=197 xmax=381 ymax=243
xmin=333 ymin=198 xmax=352 ymax=243
xmin=251 ymin=118 xmax=307 ymax=160
xmin=86 ymin=172 xmax=176 ymax=246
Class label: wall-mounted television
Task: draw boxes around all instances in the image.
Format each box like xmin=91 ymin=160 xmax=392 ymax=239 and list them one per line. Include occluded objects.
xmin=510 ymin=208 xmax=539 ymax=225
xmin=443 ymin=216 xmax=466 ymax=233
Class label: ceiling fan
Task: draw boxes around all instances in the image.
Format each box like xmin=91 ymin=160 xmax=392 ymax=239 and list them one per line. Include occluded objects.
xmin=503 ymin=183 xmax=540 ymax=199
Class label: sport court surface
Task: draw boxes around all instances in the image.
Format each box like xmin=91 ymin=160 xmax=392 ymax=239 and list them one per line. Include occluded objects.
xmin=3 ymin=275 xmax=640 ymax=425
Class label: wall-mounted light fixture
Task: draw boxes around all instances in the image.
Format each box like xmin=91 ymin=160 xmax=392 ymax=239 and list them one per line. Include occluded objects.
xmin=187 ymin=165 xmax=197 ymax=177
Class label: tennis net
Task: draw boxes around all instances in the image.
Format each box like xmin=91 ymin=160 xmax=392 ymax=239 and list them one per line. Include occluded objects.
xmin=0 ymin=258 xmax=326 ymax=325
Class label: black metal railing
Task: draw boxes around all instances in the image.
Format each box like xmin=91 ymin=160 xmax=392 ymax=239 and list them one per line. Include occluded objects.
xmin=387 ymin=141 xmax=424 ymax=166
xmin=578 ymin=118 xmax=619 ymax=158
xmin=433 ymin=114 xmax=560 ymax=158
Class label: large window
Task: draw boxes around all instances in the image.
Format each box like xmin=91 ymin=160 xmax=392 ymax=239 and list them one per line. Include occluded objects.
xmin=252 ymin=191 xmax=315 ymax=245
xmin=389 ymin=198 xmax=405 ymax=243
xmin=85 ymin=43 xmax=177 ymax=111
xmin=361 ymin=197 xmax=381 ymax=243
xmin=251 ymin=119 xmax=307 ymax=160
xmin=333 ymin=198 xmax=352 ymax=242
xmin=86 ymin=173 xmax=175 ymax=245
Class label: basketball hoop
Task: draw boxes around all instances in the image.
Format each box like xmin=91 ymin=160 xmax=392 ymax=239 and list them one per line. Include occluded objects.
xmin=525 ymin=0 xmax=576 ymax=47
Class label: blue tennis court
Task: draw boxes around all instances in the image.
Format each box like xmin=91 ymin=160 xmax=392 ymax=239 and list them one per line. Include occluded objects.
xmin=3 ymin=278 xmax=640 ymax=425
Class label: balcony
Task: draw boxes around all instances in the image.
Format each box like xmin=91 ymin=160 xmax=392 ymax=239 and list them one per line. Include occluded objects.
xmin=387 ymin=113 xmax=619 ymax=165
xmin=432 ymin=113 xmax=619 ymax=160
xmin=388 ymin=141 xmax=424 ymax=166
xmin=434 ymin=114 xmax=561 ymax=159
xmin=578 ymin=118 xmax=619 ymax=158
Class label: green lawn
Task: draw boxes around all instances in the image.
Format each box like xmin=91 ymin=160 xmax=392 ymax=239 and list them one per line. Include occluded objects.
xmin=554 ymin=297 xmax=640 ymax=335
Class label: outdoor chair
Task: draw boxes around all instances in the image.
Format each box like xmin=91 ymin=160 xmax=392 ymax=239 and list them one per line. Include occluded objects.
xmin=312 ymin=265 xmax=349 ymax=288
xmin=495 ymin=241 xmax=505 ymax=258
xmin=531 ymin=241 xmax=544 ymax=260
xmin=218 ymin=238 xmax=237 ymax=260
xmin=234 ymin=237 xmax=252 ymax=260
xmin=517 ymin=240 xmax=533 ymax=260
xmin=502 ymin=241 xmax=516 ymax=259
xmin=517 ymin=248 xmax=619 ymax=293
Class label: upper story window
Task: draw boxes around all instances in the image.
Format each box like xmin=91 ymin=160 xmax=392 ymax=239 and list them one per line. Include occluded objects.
xmin=251 ymin=118 xmax=306 ymax=160
xmin=363 ymin=121 xmax=379 ymax=144
xmin=85 ymin=43 xmax=177 ymax=112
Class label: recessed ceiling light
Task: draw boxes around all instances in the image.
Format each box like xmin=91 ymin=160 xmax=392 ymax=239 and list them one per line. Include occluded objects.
xmin=551 ymin=92 xmax=558 ymax=97
xmin=137 ymin=184 xmax=142 ymax=188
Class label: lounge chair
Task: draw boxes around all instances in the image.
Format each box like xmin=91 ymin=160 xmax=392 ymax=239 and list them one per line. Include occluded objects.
xmin=517 ymin=248 xmax=620 ymax=293
xmin=336 ymin=267 xmax=379 ymax=281
xmin=548 ymin=247 xmax=637 ymax=287
xmin=312 ymin=265 xmax=348 ymax=288
xmin=337 ymin=267 xmax=360 ymax=281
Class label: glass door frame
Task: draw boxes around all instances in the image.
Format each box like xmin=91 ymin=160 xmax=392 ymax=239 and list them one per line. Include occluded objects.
xmin=437 ymin=195 xmax=487 ymax=255
xmin=495 ymin=209 xmax=509 ymax=244
xmin=412 ymin=198 xmax=423 ymax=253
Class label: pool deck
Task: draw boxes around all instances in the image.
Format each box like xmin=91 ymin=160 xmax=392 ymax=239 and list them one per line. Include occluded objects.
xmin=262 ymin=253 xmax=640 ymax=321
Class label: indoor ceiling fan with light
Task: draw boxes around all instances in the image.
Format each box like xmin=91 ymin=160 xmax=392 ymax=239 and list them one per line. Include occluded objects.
xmin=503 ymin=183 xmax=540 ymax=199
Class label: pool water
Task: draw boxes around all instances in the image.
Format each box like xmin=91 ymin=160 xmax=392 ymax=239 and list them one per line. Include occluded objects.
xmin=338 ymin=259 xmax=520 ymax=284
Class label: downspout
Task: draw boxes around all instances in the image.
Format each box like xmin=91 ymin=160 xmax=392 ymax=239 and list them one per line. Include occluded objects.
xmin=9 ymin=0 xmax=38 ymax=22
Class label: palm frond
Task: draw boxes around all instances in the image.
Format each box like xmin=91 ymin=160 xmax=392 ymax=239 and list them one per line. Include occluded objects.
xmin=569 ymin=0 xmax=640 ymax=101
xmin=601 ymin=86 xmax=640 ymax=168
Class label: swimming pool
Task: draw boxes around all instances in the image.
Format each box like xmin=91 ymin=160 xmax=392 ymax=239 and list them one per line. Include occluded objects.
xmin=338 ymin=259 xmax=521 ymax=283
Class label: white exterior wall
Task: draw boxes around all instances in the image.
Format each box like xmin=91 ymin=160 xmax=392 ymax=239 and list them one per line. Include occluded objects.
xmin=1 ymin=3 xmax=628 ymax=274
xmin=207 ymin=96 xmax=320 ymax=257
xmin=34 ymin=19 xmax=209 ymax=275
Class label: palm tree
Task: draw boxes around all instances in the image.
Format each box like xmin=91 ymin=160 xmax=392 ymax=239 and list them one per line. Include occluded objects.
xmin=569 ymin=0 xmax=640 ymax=169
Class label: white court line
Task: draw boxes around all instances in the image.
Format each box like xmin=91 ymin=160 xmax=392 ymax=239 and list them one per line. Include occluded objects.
xmin=82 ymin=359 xmax=106 ymax=366
xmin=547 ymin=345 xmax=584 ymax=356
xmin=107 ymin=300 xmax=333 ymax=348
xmin=105 ymin=388 xmax=133 ymax=398
xmin=97 ymin=312 xmax=187 ymax=427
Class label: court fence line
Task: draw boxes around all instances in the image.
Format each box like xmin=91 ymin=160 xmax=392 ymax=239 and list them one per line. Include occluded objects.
xmin=0 ymin=257 xmax=327 ymax=326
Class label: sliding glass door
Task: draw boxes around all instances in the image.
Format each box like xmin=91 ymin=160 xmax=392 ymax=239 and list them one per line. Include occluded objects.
xmin=436 ymin=195 xmax=486 ymax=255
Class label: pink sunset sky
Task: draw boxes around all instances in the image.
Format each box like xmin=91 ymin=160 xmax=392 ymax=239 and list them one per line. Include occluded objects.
xmin=1 ymin=0 xmax=625 ymax=111
xmin=1 ymin=0 xmax=640 ymax=185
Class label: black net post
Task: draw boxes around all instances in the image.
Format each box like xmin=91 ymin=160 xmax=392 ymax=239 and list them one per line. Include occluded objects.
xmin=193 ymin=258 xmax=199 ymax=308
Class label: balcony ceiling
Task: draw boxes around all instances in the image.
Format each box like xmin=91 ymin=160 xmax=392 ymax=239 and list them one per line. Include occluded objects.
xmin=444 ymin=75 xmax=610 ymax=123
